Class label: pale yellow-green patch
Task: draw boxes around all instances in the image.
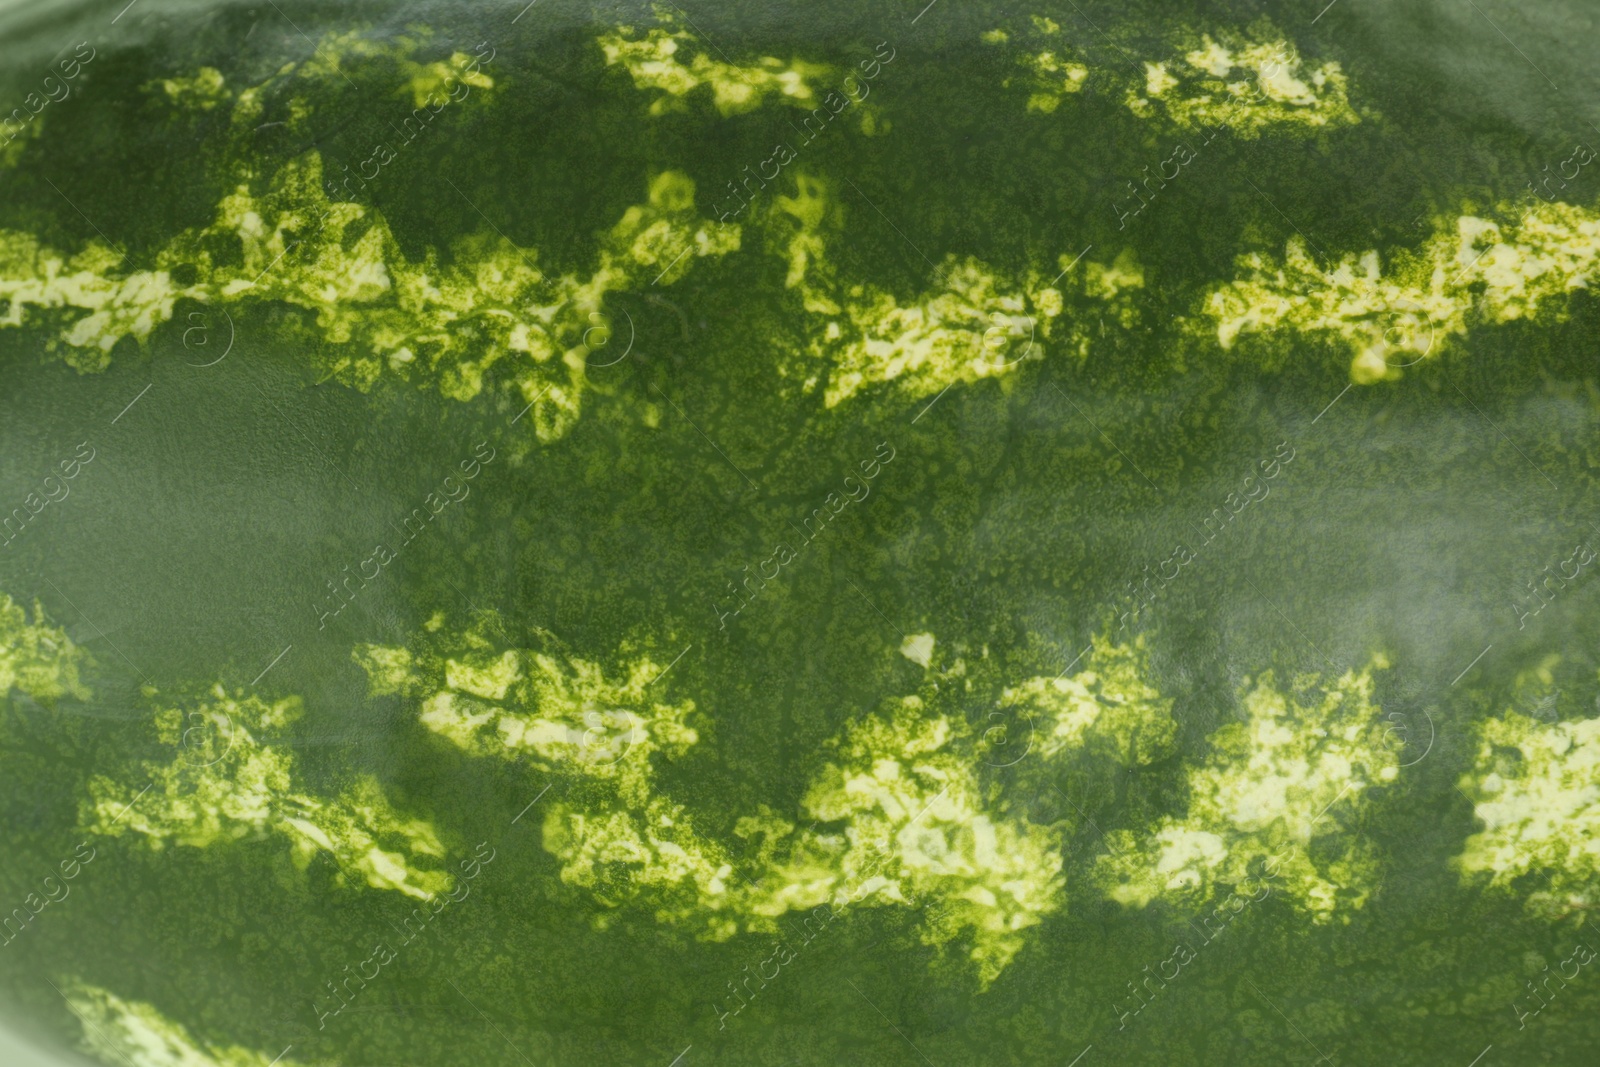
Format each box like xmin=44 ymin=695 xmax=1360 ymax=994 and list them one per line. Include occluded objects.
xmin=1083 ymin=247 xmax=1145 ymax=303
xmin=64 ymin=982 xmax=299 ymax=1067
xmin=1026 ymin=247 xmax=1147 ymax=361
xmin=603 ymin=169 xmax=743 ymax=288
xmin=539 ymin=641 xmax=1082 ymax=983
xmin=819 ymin=255 xmax=1047 ymax=408
xmin=4 ymin=42 xmax=730 ymax=439
xmin=1200 ymin=201 xmax=1600 ymax=383
xmin=367 ymin=622 xmax=1178 ymax=984
xmin=744 ymin=698 xmax=1063 ymax=985
xmin=1018 ymin=50 xmax=1089 ymax=113
xmin=1000 ymin=633 xmax=1176 ymax=766
xmin=160 ymin=27 xmax=445 ymax=138
xmin=1 ymin=124 xmax=37 ymax=168
xmin=402 ymin=52 xmax=495 ymax=109
xmin=543 ymin=794 xmax=740 ymax=936
xmin=360 ymin=626 xmax=698 ymax=804
xmin=0 ymin=593 xmax=90 ymax=703
xmin=352 ymin=643 xmax=414 ymax=697
xmin=991 ymin=17 xmax=1358 ymax=134
xmin=0 ymin=228 xmax=178 ymax=373
xmin=355 ymin=617 xmax=722 ymax=931
xmin=1126 ymin=30 xmax=1359 ymax=137
xmin=1097 ymin=658 xmax=1401 ymax=920
xmin=1457 ymin=708 xmax=1600 ymax=918
xmin=985 ymin=16 xmax=1089 ymax=114
xmin=767 ymin=173 xmax=841 ymax=302
xmin=599 ymin=18 xmax=829 ymax=117
xmin=289 ymin=27 xmax=440 ymax=98
xmin=1144 ymin=62 xmax=1179 ymax=98
xmin=83 ymin=687 xmax=451 ymax=900
xmin=0 ymin=155 xmax=736 ymax=439
xmin=157 ymin=67 xmax=229 ymax=109
xmin=900 ymin=632 xmax=935 ymax=668
xmin=765 ymin=175 xmax=1146 ymax=403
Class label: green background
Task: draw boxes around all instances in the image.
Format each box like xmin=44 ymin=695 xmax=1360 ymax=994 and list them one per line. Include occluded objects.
xmin=3 ymin=0 xmax=1600 ymax=1064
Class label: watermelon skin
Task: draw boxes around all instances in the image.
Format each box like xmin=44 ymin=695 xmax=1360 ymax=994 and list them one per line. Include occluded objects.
xmin=3 ymin=2 xmax=1600 ymax=1066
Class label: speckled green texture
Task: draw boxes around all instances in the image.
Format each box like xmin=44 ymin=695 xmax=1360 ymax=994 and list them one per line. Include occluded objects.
xmin=4 ymin=2 xmax=1600 ymax=1066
